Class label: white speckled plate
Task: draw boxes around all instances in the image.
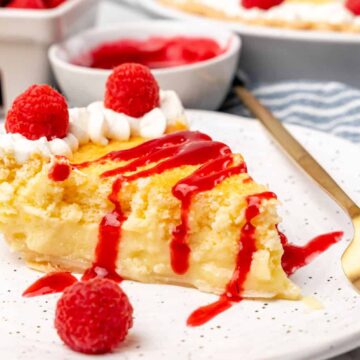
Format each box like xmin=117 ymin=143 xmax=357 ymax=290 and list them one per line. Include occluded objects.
xmin=0 ymin=110 xmax=359 ymax=360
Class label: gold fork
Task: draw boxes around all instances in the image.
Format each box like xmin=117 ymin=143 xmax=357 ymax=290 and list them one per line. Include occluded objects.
xmin=234 ymin=85 xmax=360 ymax=291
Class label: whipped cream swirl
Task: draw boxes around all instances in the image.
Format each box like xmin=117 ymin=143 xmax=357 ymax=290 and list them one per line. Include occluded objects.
xmin=0 ymin=90 xmax=186 ymax=163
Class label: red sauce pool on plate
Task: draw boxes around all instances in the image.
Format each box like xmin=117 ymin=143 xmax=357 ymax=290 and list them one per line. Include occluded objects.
xmin=72 ymin=37 xmax=227 ymax=70
xmin=22 ymin=272 xmax=78 ymax=297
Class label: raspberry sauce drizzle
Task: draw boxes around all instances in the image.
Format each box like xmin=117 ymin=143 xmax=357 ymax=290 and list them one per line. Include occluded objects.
xmin=171 ymin=156 xmax=248 ymax=274
xmin=22 ymin=272 xmax=78 ymax=297
xmin=74 ymin=131 xmax=211 ymax=170
xmin=82 ymin=177 xmax=125 ymax=282
xmin=279 ymin=230 xmax=343 ymax=276
xmin=187 ymin=192 xmax=276 ymax=326
xmin=101 ymin=141 xmax=231 ymax=179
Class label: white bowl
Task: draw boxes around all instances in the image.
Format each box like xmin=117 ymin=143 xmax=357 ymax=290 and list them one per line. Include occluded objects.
xmin=140 ymin=0 xmax=360 ymax=87
xmin=0 ymin=0 xmax=99 ymax=111
xmin=49 ymin=21 xmax=241 ymax=110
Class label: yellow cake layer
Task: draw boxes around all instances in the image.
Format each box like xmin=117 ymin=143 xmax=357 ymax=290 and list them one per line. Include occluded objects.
xmin=0 ymin=138 xmax=300 ymax=300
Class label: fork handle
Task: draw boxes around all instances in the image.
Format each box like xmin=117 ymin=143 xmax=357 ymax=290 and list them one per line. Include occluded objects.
xmin=235 ymin=86 xmax=360 ymax=218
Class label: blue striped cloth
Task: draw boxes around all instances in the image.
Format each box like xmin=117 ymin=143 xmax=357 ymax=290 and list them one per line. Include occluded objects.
xmin=222 ymin=81 xmax=360 ymax=143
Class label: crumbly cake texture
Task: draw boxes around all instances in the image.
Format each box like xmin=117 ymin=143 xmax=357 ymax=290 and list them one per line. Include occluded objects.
xmin=0 ymin=135 xmax=300 ymax=301
xmin=158 ymin=0 xmax=360 ymax=32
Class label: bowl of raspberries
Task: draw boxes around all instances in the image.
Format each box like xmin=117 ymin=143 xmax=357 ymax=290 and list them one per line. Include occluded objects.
xmin=0 ymin=0 xmax=99 ymax=111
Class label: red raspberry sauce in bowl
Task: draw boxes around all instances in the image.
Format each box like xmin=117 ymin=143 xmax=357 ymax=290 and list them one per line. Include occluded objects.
xmin=72 ymin=37 xmax=226 ymax=70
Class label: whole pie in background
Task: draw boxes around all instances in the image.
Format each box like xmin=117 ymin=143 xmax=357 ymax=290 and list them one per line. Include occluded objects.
xmin=158 ymin=0 xmax=360 ymax=32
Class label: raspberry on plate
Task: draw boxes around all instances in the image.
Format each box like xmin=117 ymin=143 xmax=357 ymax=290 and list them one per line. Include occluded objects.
xmin=6 ymin=0 xmax=46 ymax=8
xmin=346 ymin=0 xmax=360 ymax=15
xmin=241 ymin=0 xmax=284 ymax=10
xmin=104 ymin=63 xmax=160 ymax=118
xmin=5 ymin=84 xmax=69 ymax=141
xmin=55 ymin=278 xmax=133 ymax=354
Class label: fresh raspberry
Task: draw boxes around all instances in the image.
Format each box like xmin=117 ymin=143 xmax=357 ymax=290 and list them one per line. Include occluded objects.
xmin=104 ymin=63 xmax=160 ymax=118
xmin=55 ymin=278 xmax=133 ymax=354
xmin=345 ymin=0 xmax=360 ymax=15
xmin=5 ymin=85 xmax=69 ymax=141
xmin=241 ymin=0 xmax=283 ymax=10
xmin=6 ymin=0 xmax=46 ymax=9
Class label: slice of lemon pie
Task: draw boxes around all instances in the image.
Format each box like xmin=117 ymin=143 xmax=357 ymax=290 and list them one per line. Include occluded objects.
xmin=0 ymin=63 xmax=300 ymax=303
